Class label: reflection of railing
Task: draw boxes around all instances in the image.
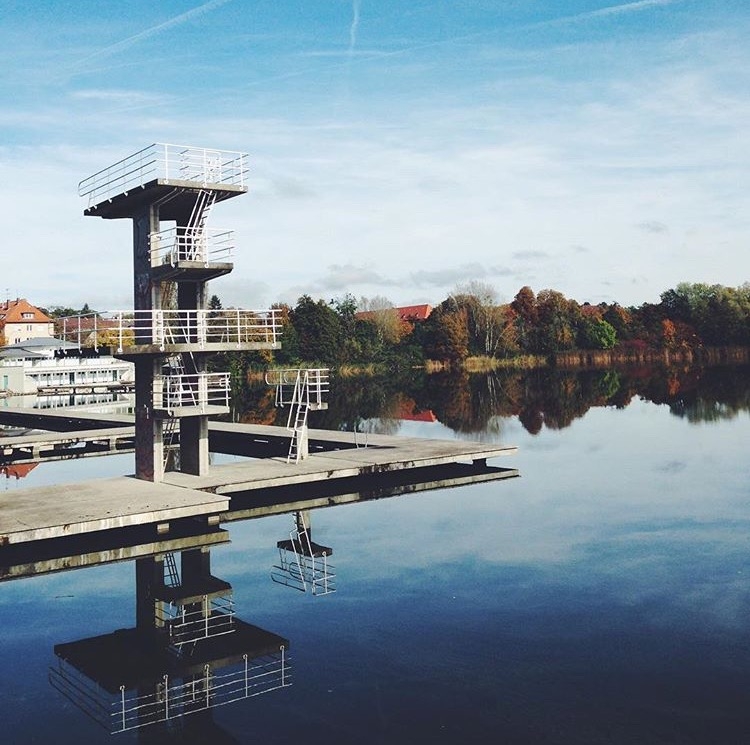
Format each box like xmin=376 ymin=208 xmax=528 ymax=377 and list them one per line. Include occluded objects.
xmin=78 ymin=143 xmax=248 ymax=207
xmin=272 ymin=550 xmax=335 ymax=595
xmin=156 ymin=596 xmax=236 ymax=646
xmin=59 ymin=309 xmax=280 ymax=352
xmin=154 ymin=373 xmax=230 ymax=413
xmin=150 ymin=227 xmax=234 ymax=267
xmin=266 ymin=368 xmax=329 ymax=410
xmin=272 ymin=524 xmax=335 ymax=596
xmin=50 ymin=650 xmax=289 ymax=734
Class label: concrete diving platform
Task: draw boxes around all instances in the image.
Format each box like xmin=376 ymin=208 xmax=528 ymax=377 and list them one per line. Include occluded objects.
xmin=0 ymin=476 xmax=228 ymax=546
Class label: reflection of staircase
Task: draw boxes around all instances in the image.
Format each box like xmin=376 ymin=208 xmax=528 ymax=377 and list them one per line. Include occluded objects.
xmin=164 ymin=552 xmax=180 ymax=588
xmin=271 ymin=514 xmax=336 ymax=595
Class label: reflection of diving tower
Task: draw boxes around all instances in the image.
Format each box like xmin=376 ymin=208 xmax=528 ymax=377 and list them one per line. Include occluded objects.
xmin=50 ymin=540 xmax=290 ymax=735
xmin=78 ymin=144 xmax=279 ymax=482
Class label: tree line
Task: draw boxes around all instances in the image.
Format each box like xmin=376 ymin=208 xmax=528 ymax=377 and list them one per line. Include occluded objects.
xmin=43 ymin=280 xmax=750 ymax=367
xmin=225 ymin=280 xmax=750 ymax=368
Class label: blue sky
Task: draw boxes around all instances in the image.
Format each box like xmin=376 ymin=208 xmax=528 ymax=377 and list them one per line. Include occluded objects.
xmin=1 ymin=0 xmax=748 ymax=310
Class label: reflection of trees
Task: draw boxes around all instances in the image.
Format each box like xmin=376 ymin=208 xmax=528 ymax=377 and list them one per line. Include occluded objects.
xmin=654 ymin=366 xmax=750 ymax=423
xmin=230 ymin=364 xmax=750 ymax=436
xmin=307 ymin=374 xmax=415 ymax=433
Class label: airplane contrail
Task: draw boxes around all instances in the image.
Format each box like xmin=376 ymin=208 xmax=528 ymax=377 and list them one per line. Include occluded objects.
xmin=349 ymin=0 xmax=361 ymax=56
xmin=73 ymin=0 xmax=679 ymax=113
xmin=557 ymin=0 xmax=677 ymax=24
xmin=73 ymin=0 xmax=234 ymax=68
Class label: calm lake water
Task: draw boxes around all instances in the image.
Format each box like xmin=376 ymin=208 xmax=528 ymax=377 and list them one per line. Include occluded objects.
xmin=2 ymin=365 xmax=750 ymax=743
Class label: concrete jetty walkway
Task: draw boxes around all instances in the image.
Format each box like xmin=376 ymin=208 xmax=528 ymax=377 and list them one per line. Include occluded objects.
xmin=0 ymin=476 xmax=228 ymax=545
xmin=0 ymin=410 xmax=518 ymax=547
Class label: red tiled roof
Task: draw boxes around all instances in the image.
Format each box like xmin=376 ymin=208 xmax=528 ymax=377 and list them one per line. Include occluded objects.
xmin=0 ymin=298 xmax=53 ymax=325
xmin=396 ymin=397 xmax=437 ymax=422
xmin=355 ymin=304 xmax=433 ymax=322
xmin=396 ymin=304 xmax=432 ymax=322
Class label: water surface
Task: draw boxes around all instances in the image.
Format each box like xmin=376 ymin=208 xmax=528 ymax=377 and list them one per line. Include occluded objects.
xmin=2 ymin=367 xmax=750 ymax=743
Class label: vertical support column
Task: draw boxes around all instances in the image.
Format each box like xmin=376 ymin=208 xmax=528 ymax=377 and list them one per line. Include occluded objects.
xmin=180 ymin=415 xmax=210 ymax=476
xmin=133 ymin=206 xmax=163 ymax=482
xmin=182 ymin=548 xmax=213 ymax=631
xmin=136 ymin=556 xmax=164 ymax=633
xmin=135 ymin=357 xmax=164 ymax=482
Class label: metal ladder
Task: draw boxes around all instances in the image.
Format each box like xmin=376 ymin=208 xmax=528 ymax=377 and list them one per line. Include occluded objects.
xmin=265 ymin=368 xmax=329 ymax=464
xmin=287 ymin=371 xmax=309 ymax=464
xmin=162 ymin=417 xmax=180 ymax=472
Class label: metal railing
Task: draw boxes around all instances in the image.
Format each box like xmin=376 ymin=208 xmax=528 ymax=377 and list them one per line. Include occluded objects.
xmin=272 ymin=548 xmax=336 ymax=596
xmin=78 ymin=143 xmax=249 ymax=207
xmin=50 ymin=649 xmax=289 ymax=734
xmin=58 ymin=309 xmax=280 ymax=352
xmin=266 ymin=368 xmax=330 ymax=410
xmin=150 ymin=226 xmax=234 ymax=267
xmin=154 ymin=372 xmax=230 ymax=413
xmin=156 ymin=595 xmax=236 ymax=646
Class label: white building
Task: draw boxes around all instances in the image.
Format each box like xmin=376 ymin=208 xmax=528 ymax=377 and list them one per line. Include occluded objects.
xmin=0 ymin=338 xmax=133 ymax=395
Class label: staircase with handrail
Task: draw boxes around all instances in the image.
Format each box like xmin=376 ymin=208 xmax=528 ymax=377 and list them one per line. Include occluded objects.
xmin=266 ymin=368 xmax=329 ymax=464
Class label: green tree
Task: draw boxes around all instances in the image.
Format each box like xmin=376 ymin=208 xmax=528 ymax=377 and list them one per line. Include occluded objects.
xmin=535 ymin=289 xmax=578 ymax=353
xmin=273 ymin=302 xmax=299 ymax=364
xmin=290 ymin=295 xmax=343 ymax=363
xmin=579 ymin=318 xmax=617 ymax=349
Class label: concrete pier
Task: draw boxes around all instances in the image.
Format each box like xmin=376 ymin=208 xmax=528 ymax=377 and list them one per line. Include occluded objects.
xmin=0 ymin=476 xmax=228 ymax=545
xmin=0 ymin=409 xmax=518 ymax=548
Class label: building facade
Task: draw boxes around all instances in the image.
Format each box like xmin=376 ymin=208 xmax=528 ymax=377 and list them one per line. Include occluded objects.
xmin=0 ymin=298 xmax=54 ymax=345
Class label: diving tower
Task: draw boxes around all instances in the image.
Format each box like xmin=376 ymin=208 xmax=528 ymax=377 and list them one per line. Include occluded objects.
xmin=78 ymin=143 xmax=280 ymax=482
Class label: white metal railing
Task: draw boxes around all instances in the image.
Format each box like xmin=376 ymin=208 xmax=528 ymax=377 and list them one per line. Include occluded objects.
xmin=58 ymin=309 xmax=280 ymax=352
xmin=154 ymin=373 xmax=230 ymax=412
xmin=265 ymin=368 xmax=330 ymax=410
xmin=150 ymin=226 xmax=234 ymax=267
xmin=78 ymin=143 xmax=249 ymax=207
xmin=272 ymin=547 xmax=336 ymax=596
xmin=156 ymin=595 xmax=236 ymax=646
xmin=50 ymin=649 xmax=290 ymax=734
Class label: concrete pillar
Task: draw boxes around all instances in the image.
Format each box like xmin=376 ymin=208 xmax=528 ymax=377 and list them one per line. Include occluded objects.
xmin=179 ymin=415 xmax=210 ymax=476
xmin=134 ymin=357 xmax=163 ymax=482
xmin=132 ymin=205 xmax=165 ymax=482
xmin=135 ymin=556 xmax=163 ymax=633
